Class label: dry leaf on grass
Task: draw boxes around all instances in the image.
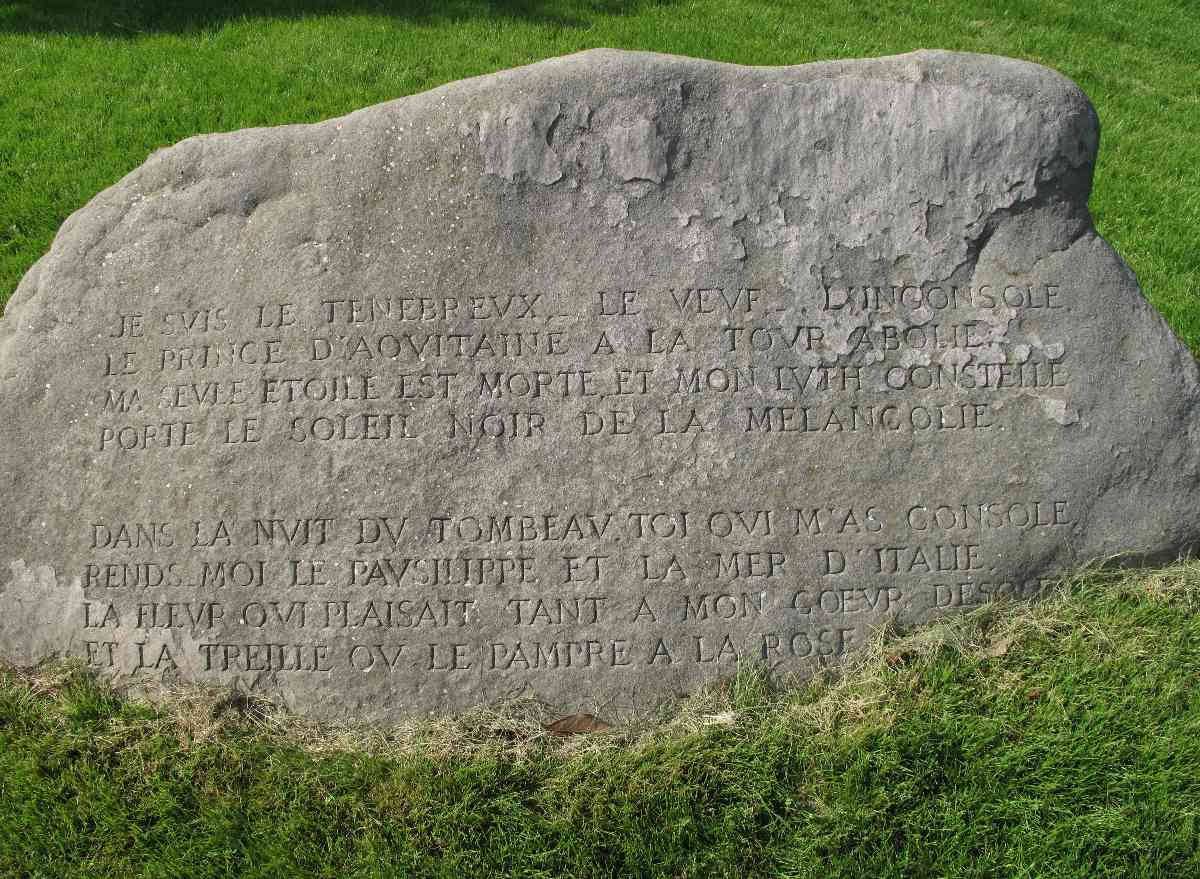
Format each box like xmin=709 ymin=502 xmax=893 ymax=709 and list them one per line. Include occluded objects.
xmin=986 ymin=637 xmax=1015 ymax=658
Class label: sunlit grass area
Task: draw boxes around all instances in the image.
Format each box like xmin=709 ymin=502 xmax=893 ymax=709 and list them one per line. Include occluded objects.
xmin=3 ymin=564 xmax=1199 ymax=877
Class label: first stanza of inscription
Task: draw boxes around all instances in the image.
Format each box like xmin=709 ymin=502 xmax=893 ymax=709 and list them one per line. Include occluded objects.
xmin=95 ymin=278 xmax=1068 ymax=452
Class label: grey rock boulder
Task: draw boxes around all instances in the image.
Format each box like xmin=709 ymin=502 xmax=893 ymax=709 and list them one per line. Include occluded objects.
xmin=1 ymin=49 xmax=1197 ymax=722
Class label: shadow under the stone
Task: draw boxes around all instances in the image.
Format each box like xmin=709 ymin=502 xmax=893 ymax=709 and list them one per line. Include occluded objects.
xmin=0 ymin=0 xmax=677 ymax=36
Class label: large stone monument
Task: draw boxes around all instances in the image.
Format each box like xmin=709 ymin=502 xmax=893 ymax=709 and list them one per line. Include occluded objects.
xmin=1 ymin=49 xmax=1197 ymax=721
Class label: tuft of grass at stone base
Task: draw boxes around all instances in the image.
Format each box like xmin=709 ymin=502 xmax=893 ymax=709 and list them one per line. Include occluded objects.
xmin=3 ymin=562 xmax=1200 ymax=877
xmin=1 ymin=0 xmax=1199 ymax=351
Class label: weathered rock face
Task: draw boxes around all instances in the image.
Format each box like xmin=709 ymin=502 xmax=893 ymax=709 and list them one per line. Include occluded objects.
xmin=2 ymin=49 xmax=1197 ymax=721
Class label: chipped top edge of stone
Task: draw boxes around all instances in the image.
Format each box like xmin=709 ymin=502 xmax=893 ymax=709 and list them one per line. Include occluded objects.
xmin=342 ymin=48 xmax=1096 ymax=137
xmin=0 ymin=48 xmax=1099 ymax=329
xmin=124 ymin=49 xmax=1097 ymax=214
xmin=144 ymin=48 xmax=1097 ymax=162
xmin=533 ymin=47 xmax=1089 ymax=97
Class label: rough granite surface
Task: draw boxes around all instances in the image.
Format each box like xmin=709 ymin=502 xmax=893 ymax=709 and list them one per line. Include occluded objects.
xmin=1 ymin=49 xmax=1198 ymax=721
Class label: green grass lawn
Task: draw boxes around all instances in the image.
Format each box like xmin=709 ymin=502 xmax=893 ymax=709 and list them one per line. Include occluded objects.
xmin=1 ymin=0 xmax=1199 ymax=348
xmin=2 ymin=2 xmax=1200 ymax=877
xmin=3 ymin=565 xmax=1200 ymax=878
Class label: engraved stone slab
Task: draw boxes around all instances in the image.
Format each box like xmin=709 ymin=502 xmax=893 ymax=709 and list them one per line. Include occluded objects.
xmin=2 ymin=49 xmax=1198 ymax=721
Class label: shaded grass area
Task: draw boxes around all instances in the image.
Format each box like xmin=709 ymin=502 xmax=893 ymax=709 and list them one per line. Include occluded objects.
xmin=0 ymin=0 xmax=670 ymax=36
xmin=1 ymin=0 xmax=1199 ymax=348
xmin=3 ymin=564 xmax=1200 ymax=877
